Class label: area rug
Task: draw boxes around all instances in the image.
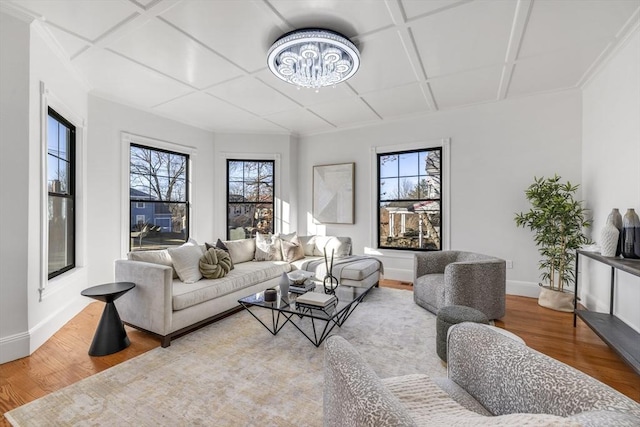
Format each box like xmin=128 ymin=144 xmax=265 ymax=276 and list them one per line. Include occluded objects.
xmin=5 ymin=287 xmax=445 ymax=426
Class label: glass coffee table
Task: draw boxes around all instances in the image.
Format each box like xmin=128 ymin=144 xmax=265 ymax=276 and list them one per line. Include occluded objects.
xmin=238 ymin=282 xmax=375 ymax=347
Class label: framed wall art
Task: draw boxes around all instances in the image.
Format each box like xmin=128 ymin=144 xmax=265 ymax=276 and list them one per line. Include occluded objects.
xmin=313 ymin=162 xmax=354 ymax=224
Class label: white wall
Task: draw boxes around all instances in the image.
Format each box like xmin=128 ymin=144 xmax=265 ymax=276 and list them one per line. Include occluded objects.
xmin=581 ymin=30 xmax=640 ymax=332
xmin=298 ymin=90 xmax=583 ymax=294
xmin=87 ymin=96 xmax=215 ymax=283
xmin=0 ymin=11 xmax=31 ymax=362
xmin=212 ymin=133 xmax=298 ymax=241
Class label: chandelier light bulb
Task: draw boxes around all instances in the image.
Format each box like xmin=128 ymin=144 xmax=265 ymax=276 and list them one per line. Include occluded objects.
xmin=267 ymin=28 xmax=360 ymax=90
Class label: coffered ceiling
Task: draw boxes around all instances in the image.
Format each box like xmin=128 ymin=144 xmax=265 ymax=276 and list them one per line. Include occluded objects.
xmin=5 ymin=0 xmax=640 ymax=135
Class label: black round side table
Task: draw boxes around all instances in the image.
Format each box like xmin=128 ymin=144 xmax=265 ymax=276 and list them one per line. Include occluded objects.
xmin=81 ymin=282 xmax=135 ymax=357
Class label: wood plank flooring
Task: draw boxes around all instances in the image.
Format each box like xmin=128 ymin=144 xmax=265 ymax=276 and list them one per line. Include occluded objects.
xmin=1 ymin=280 xmax=638 ymax=426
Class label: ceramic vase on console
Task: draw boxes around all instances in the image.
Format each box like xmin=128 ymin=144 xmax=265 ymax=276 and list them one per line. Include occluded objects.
xmin=621 ymin=208 xmax=640 ymax=259
xmin=600 ymin=222 xmax=619 ymax=257
xmin=606 ymin=208 xmax=623 ymax=256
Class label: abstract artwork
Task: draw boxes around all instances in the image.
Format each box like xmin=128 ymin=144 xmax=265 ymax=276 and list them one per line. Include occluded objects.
xmin=313 ymin=163 xmax=354 ymax=224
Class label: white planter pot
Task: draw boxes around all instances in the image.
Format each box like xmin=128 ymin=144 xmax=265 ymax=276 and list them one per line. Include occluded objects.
xmin=538 ymin=285 xmax=574 ymax=312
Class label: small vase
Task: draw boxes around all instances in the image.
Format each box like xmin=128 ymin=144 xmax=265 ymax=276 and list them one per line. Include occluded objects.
xmin=621 ymin=208 xmax=640 ymax=259
xmin=606 ymin=208 xmax=623 ymax=256
xmin=600 ymin=222 xmax=619 ymax=257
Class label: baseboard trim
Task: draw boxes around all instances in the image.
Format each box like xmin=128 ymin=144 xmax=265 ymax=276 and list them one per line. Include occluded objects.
xmin=381 ymin=267 xmax=413 ymax=283
xmin=506 ymin=280 xmax=540 ymax=298
xmin=29 ymin=296 xmax=90 ymax=354
xmin=0 ymin=331 xmax=30 ymax=364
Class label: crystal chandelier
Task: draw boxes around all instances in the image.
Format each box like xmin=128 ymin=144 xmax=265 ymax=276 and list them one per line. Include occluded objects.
xmin=267 ymin=28 xmax=360 ymax=91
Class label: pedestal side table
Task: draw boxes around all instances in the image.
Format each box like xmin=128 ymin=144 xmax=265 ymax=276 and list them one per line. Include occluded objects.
xmin=81 ymin=282 xmax=135 ymax=356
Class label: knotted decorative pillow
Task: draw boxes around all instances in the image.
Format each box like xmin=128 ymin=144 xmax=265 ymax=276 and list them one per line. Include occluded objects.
xmin=199 ymin=248 xmax=233 ymax=279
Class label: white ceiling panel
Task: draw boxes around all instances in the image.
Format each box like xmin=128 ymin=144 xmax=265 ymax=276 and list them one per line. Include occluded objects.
xmin=519 ymin=0 xmax=640 ymax=58
xmin=362 ymin=83 xmax=431 ymax=119
xmin=17 ymin=0 xmax=638 ymax=135
xmin=45 ymin=25 xmax=90 ymax=59
xmin=160 ymin=0 xmax=281 ymax=72
xmin=509 ymin=41 xmax=610 ymax=97
xmin=109 ymin=18 xmax=243 ymax=89
xmin=16 ymin=0 xmax=138 ymax=41
xmin=255 ymin=69 xmax=356 ymax=107
xmin=268 ymin=0 xmax=393 ymax=37
xmin=263 ymin=108 xmax=335 ymax=134
xmin=74 ymin=49 xmax=193 ymax=108
xmin=411 ymin=0 xmax=516 ymax=77
xmin=308 ymin=97 xmax=380 ymax=127
xmin=429 ymin=66 xmax=502 ymax=109
xmin=206 ymin=76 xmax=300 ymax=116
xmin=401 ymin=0 xmax=468 ymax=20
xmin=347 ymin=29 xmax=419 ymax=94
xmin=153 ymin=92 xmax=287 ymax=133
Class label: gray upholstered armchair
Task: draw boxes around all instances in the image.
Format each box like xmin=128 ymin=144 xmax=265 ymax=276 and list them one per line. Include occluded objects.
xmin=413 ymin=251 xmax=506 ymax=319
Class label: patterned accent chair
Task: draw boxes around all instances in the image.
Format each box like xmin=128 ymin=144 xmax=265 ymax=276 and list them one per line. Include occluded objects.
xmin=413 ymin=251 xmax=506 ymax=319
xmin=323 ymin=323 xmax=640 ymax=426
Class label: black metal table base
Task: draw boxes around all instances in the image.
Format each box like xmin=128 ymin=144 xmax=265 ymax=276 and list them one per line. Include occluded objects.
xmin=239 ymin=292 xmax=368 ymax=347
xmin=89 ymin=302 xmax=130 ymax=356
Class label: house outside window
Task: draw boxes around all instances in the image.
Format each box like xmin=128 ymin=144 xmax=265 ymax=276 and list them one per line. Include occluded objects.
xmin=227 ymin=160 xmax=274 ymax=240
xmin=47 ymin=107 xmax=76 ymax=278
xmin=378 ymin=147 xmax=442 ymax=250
xmin=129 ymin=144 xmax=188 ymax=250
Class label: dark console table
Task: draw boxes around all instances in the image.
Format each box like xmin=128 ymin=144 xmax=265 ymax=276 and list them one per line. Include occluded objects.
xmin=574 ymin=250 xmax=640 ymax=374
xmin=81 ymin=282 xmax=135 ymax=356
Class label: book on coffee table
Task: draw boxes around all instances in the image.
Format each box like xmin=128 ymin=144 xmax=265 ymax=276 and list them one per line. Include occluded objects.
xmin=295 ymin=292 xmax=337 ymax=307
xmin=289 ymin=281 xmax=316 ymax=294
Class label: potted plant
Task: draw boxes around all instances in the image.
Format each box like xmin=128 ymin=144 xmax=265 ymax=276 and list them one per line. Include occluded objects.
xmin=514 ymin=175 xmax=591 ymax=312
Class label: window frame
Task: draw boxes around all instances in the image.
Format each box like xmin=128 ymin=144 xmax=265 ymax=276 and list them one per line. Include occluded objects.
xmin=128 ymin=142 xmax=190 ymax=251
xmin=47 ymin=107 xmax=76 ymax=279
xmin=226 ymin=159 xmax=275 ymax=240
xmin=375 ymin=144 xmax=447 ymax=252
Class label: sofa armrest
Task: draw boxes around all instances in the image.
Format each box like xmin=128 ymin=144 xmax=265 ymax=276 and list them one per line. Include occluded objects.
xmin=447 ymin=323 xmax=640 ymax=420
xmin=114 ymin=260 xmax=173 ymax=336
xmin=324 ymin=336 xmax=416 ymax=427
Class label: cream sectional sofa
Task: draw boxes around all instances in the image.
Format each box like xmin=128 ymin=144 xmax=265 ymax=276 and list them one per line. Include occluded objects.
xmin=114 ymin=235 xmax=381 ymax=347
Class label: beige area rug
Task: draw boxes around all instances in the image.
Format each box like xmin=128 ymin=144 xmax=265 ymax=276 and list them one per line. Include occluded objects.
xmin=6 ymin=287 xmax=445 ymax=426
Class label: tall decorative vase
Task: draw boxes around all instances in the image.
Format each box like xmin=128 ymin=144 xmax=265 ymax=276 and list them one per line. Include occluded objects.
xmin=606 ymin=208 xmax=623 ymax=256
xmin=600 ymin=222 xmax=619 ymax=257
xmin=621 ymin=208 xmax=640 ymax=259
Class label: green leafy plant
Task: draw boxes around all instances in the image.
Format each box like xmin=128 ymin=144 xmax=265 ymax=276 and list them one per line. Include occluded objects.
xmin=515 ymin=175 xmax=591 ymax=292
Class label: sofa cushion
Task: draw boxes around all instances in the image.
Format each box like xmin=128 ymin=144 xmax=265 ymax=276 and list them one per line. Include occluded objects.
xmin=172 ymin=260 xmax=291 ymax=311
xmin=290 ymin=256 xmax=380 ymax=281
xmin=127 ymin=249 xmax=178 ymax=279
xmin=281 ymin=235 xmax=305 ymax=262
xmin=254 ymin=232 xmax=283 ymax=261
xmin=223 ymin=238 xmax=256 ymax=264
xmin=167 ymin=240 xmax=204 ymax=284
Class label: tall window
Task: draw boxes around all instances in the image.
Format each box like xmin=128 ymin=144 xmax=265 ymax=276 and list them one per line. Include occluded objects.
xmin=129 ymin=144 xmax=188 ymax=251
xmin=227 ymin=160 xmax=274 ymax=240
xmin=47 ymin=107 xmax=75 ymax=278
xmin=378 ymin=148 xmax=442 ymax=250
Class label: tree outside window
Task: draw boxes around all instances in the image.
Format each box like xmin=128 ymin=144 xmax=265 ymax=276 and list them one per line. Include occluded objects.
xmin=129 ymin=144 xmax=188 ymax=250
xmin=227 ymin=160 xmax=274 ymax=240
xmin=378 ymin=148 xmax=442 ymax=250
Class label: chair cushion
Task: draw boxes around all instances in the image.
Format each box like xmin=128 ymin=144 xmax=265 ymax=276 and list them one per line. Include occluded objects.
xmin=413 ymin=274 xmax=444 ymax=314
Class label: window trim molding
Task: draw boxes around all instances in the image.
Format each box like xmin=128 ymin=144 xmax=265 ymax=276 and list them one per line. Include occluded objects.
xmin=369 ymin=138 xmax=450 ymax=253
xmin=39 ymin=81 xmax=86 ymax=301
xmin=120 ymin=132 xmax=197 ymax=258
xmin=216 ymin=152 xmax=282 ymax=238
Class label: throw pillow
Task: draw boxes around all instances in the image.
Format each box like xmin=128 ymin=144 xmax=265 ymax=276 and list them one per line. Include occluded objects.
xmin=223 ymin=238 xmax=256 ymax=264
xmin=281 ymin=234 xmax=305 ymax=262
xmin=205 ymin=239 xmax=234 ymax=270
xmin=168 ymin=239 xmax=204 ymax=284
xmin=324 ymin=236 xmax=352 ymax=258
xmin=254 ymin=232 xmax=283 ymax=261
xmin=199 ymin=248 xmax=232 ymax=279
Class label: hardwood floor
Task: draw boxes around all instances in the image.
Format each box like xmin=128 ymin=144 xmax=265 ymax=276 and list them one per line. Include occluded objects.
xmin=1 ymin=280 xmax=638 ymax=426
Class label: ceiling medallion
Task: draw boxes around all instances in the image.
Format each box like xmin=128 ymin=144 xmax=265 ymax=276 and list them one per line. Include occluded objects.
xmin=267 ymin=28 xmax=360 ymax=92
